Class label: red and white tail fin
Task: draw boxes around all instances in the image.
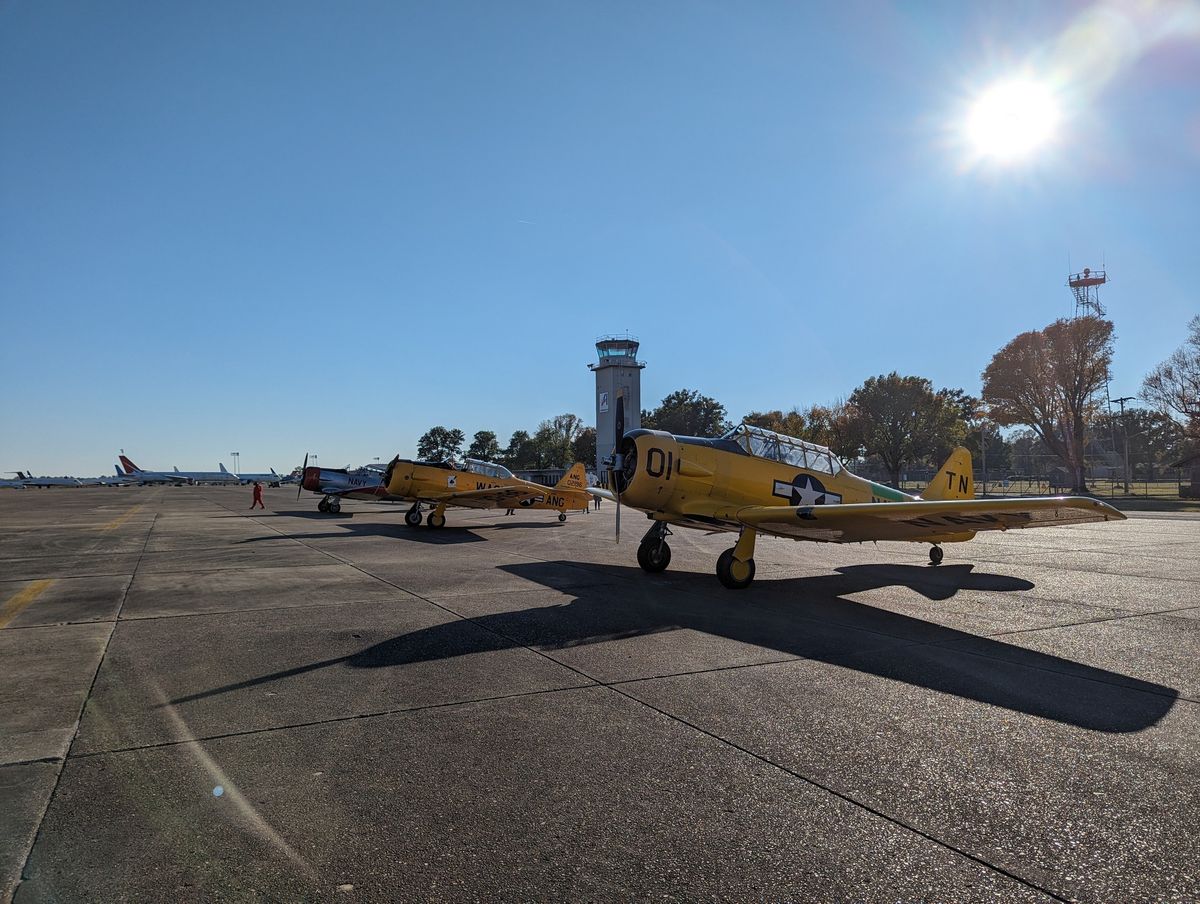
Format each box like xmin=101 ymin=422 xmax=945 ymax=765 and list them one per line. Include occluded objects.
xmin=118 ymin=455 xmax=141 ymax=473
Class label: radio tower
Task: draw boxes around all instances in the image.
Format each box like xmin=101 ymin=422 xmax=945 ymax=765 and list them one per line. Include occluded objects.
xmin=1067 ymin=266 xmax=1107 ymax=318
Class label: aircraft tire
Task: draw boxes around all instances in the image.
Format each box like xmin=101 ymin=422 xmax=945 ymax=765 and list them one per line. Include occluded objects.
xmin=637 ymin=539 xmax=671 ymax=573
xmin=716 ymin=548 xmax=755 ymax=589
xmin=558 ymin=512 xmax=567 ymax=522
xmin=405 ymin=509 xmax=422 ymax=527
xmin=929 ymin=545 xmax=944 ymax=565
xmin=318 ymin=499 xmax=329 ymax=513
xmin=427 ymin=511 xmax=446 ymax=529
xmin=329 ymin=501 xmax=341 ymax=514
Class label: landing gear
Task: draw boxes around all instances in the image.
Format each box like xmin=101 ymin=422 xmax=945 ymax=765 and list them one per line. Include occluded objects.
xmin=929 ymin=545 xmax=944 ymax=566
xmin=637 ymin=522 xmax=672 ymax=573
xmin=318 ymin=498 xmax=329 ymax=513
xmin=404 ymin=504 xmax=422 ymax=528
xmin=716 ymin=528 xmax=757 ymax=589
xmin=558 ymin=512 xmax=567 ymax=522
xmin=426 ymin=505 xmax=447 ymax=529
xmin=318 ymin=496 xmax=340 ymax=514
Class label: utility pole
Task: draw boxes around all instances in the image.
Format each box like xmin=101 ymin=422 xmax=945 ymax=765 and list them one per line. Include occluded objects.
xmin=1112 ymin=396 xmax=1135 ymax=494
xmin=980 ymin=421 xmax=989 ymax=497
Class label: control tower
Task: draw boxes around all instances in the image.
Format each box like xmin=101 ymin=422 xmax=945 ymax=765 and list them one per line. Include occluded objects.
xmin=589 ymin=336 xmax=645 ymax=474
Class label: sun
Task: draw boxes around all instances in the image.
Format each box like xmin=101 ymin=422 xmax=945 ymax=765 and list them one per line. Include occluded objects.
xmin=964 ymin=77 xmax=1061 ymax=163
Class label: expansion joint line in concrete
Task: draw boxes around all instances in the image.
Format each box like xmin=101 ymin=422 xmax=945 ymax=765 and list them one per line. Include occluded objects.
xmin=10 ymin=509 xmax=160 ymax=900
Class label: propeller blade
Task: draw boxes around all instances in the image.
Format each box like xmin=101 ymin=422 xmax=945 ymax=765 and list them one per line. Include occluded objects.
xmin=612 ymin=394 xmax=625 ymax=544
xmin=297 ymin=453 xmax=308 ymax=499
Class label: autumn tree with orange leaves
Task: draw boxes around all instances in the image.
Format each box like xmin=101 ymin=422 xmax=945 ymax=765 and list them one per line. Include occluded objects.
xmin=982 ymin=316 xmax=1114 ymax=493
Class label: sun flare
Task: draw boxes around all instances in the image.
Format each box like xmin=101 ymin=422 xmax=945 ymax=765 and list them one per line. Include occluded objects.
xmin=964 ymin=77 xmax=1061 ymax=163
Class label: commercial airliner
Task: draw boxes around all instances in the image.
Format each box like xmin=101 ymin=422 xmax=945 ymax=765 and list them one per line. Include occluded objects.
xmin=219 ymin=464 xmax=283 ymax=487
xmin=118 ymin=455 xmax=239 ymax=486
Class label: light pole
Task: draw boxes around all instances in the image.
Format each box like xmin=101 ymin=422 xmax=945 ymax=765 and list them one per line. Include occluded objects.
xmin=1112 ymin=397 xmax=1135 ymax=494
xmin=230 ymin=452 xmax=240 ymax=478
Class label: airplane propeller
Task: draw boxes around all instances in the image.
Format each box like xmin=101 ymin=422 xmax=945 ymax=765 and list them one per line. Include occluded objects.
xmin=297 ymin=452 xmax=308 ymax=500
xmin=609 ymin=395 xmax=625 ymax=544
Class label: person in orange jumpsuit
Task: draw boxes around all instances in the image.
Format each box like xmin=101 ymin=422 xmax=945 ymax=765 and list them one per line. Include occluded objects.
xmin=250 ymin=481 xmax=265 ymax=510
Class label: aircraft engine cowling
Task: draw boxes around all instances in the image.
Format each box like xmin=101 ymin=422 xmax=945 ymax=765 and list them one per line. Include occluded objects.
xmin=616 ymin=430 xmax=684 ymax=512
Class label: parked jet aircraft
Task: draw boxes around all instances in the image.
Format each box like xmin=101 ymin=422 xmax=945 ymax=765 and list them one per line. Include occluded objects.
xmin=593 ymin=416 xmax=1126 ymax=589
xmin=10 ymin=471 xmax=83 ymax=488
xmin=118 ymin=455 xmax=239 ymax=486
xmin=382 ymin=458 xmax=591 ymax=527
xmin=0 ymin=475 xmax=26 ymax=489
xmin=219 ymin=464 xmax=282 ymax=487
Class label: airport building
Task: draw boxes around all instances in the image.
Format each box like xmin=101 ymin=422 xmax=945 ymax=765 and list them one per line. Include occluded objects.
xmin=589 ymin=336 xmax=644 ymax=474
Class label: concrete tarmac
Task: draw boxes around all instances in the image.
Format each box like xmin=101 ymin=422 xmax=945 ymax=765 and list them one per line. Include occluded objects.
xmin=1 ymin=486 xmax=1196 ymax=903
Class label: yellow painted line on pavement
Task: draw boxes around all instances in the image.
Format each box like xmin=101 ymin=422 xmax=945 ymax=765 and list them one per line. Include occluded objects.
xmin=99 ymin=504 xmax=144 ymax=532
xmin=0 ymin=579 xmax=55 ymax=629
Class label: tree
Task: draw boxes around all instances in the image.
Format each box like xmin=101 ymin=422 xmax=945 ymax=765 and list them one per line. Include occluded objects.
xmin=643 ymin=389 xmax=729 ymax=437
xmin=1142 ymin=316 xmax=1200 ymax=437
xmin=799 ymin=401 xmax=860 ymax=460
xmin=466 ymin=430 xmax=501 ymax=462
xmin=501 ymin=430 xmax=536 ymax=470
xmin=417 ymin=426 xmax=465 ymax=461
xmin=743 ymin=408 xmax=807 ymax=437
xmin=846 ymin=373 xmax=964 ymax=486
xmin=1092 ymin=408 xmax=1187 ymax=480
xmin=571 ymin=427 xmax=597 ymax=467
xmin=982 ymin=316 xmax=1115 ymax=493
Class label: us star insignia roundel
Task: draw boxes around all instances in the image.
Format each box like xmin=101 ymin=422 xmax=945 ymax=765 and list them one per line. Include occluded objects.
xmin=772 ymin=474 xmax=842 ymax=506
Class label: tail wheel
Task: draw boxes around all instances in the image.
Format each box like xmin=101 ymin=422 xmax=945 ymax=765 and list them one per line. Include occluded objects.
xmin=427 ymin=511 xmax=446 ymax=529
xmin=637 ymin=539 xmax=672 ymax=573
xmin=929 ymin=545 xmax=944 ymax=565
xmin=716 ymin=548 xmax=755 ymax=589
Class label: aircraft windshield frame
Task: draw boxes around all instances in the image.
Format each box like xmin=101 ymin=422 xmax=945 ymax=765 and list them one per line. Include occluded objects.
xmin=721 ymin=423 xmax=843 ymax=475
xmin=463 ymin=459 xmax=513 ymax=480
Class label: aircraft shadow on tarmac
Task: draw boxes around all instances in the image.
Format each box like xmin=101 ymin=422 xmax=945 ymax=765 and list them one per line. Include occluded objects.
xmin=170 ymin=561 xmax=1177 ymax=733
xmin=236 ymin=522 xmax=488 ymax=545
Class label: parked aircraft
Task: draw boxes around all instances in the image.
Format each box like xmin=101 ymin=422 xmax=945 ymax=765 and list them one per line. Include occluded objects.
xmin=593 ymin=413 xmax=1125 ymax=589
xmin=0 ymin=475 xmax=26 ymax=489
xmin=299 ymin=456 xmax=390 ymax=513
xmin=219 ymin=463 xmax=282 ymax=487
xmin=10 ymin=471 xmax=83 ymax=488
xmin=382 ymin=458 xmax=591 ymax=527
xmin=118 ymin=455 xmax=239 ymax=486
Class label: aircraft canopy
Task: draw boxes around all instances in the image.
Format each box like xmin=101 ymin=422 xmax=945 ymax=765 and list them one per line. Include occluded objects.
xmin=464 ymin=459 xmax=514 ymax=480
xmin=722 ymin=423 xmax=844 ymax=475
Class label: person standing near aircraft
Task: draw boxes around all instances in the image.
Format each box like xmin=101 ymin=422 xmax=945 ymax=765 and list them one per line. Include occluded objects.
xmin=250 ymin=481 xmax=265 ymax=510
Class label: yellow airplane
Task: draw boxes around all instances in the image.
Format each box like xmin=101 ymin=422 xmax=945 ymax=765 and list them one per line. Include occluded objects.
xmin=593 ymin=422 xmax=1125 ymax=589
xmin=382 ymin=457 xmax=591 ymax=528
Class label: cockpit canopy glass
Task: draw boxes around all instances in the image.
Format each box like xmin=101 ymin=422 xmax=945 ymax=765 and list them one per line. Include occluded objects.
xmin=721 ymin=423 xmax=843 ymax=475
xmin=464 ymin=459 xmax=513 ymax=480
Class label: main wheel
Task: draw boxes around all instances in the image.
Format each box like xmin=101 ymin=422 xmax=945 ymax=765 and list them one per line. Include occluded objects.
xmin=405 ymin=508 xmax=422 ymax=527
xmin=317 ymin=499 xmax=329 ymax=513
xmin=636 ymin=539 xmax=672 ymax=573
xmin=929 ymin=545 xmax=944 ymax=565
xmin=329 ymin=500 xmax=341 ymax=514
xmin=427 ymin=511 xmax=446 ymax=529
xmin=558 ymin=512 xmax=567 ymax=522
xmin=716 ymin=548 xmax=756 ymax=589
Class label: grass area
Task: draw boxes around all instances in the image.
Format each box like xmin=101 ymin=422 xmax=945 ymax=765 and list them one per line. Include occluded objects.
xmin=897 ymin=479 xmax=1200 ymax=512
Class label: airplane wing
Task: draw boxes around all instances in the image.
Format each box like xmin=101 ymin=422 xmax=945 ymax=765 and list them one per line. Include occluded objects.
xmin=423 ymin=486 xmax=548 ymax=509
xmin=588 ymin=487 xmax=616 ymax=501
xmin=699 ymin=497 xmax=1125 ymax=544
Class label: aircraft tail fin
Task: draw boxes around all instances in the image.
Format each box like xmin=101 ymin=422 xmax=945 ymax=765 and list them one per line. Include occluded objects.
xmin=220 ymin=463 xmax=230 ymax=473
xmin=555 ymin=462 xmax=588 ymax=491
xmin=923 ymin=447 xmax=974 ymax=500
xmin=119 ymin=455 xmax=141 ymax=473
xmin=16 ymin=471 xmax=28 ymax=480
xmin=174 ymin=466 xmax=180 ymax=472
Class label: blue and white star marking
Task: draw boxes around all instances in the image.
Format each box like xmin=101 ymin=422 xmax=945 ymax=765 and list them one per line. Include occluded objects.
xmin=773 ymin=474 xmax=842 ymax=506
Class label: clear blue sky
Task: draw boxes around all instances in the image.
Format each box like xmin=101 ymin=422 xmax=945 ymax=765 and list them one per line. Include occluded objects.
xmin=3 ymin=1 xmax=1197 ymax=475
